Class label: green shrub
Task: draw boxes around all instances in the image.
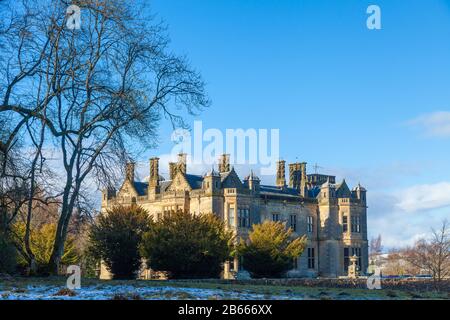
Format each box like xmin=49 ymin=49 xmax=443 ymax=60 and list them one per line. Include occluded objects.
xmin=14 ymin=222 xmax=79 ymax=273
xmin=237 ymin=221 xmax=307 ymax=278
xmin=88 ymin=205 xmax=150 ymax=279
xmin=141 ymin=211 xmax=234 ymax=279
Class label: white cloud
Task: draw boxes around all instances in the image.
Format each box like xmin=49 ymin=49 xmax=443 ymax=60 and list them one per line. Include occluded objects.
xmin=408 ymin=111 xmax=450 ymax=137
xmin=396 ymin=182 xmax=450 ymax=213
xmin=367 ymin=181 xmax=450 ymax=249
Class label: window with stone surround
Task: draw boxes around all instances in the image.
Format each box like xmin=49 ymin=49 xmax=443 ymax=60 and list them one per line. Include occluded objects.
xmin=307 ymin=216 xmax=313 ymax=233
xmin=308 ymin=248 xmax=315 ymax=269
xmin=238 ymin=208 xmax=250 ymax=228
xmin=351 ymin=215 xmax=361 ymax=233
xmin=343 ymin=215 xmax=348 ymax=233
xmin=290 ymin=214 xmax=297 ymax=232
xmin=344 ymin=247 xmax=350 ymax=272
xmin=272 ymin=213 xmax=280 ymax=222
xmin=228 ymin=206 xmax=235 ymax=227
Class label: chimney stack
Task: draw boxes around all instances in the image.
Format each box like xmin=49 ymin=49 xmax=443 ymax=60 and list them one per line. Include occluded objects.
xmin=149 ymin=157 xmax=159 ymax=187
xmin=289 ymin=163 xmax=301 ymax=190
xmin=125 ymin=162 xmax=135 ymax=182
xmin=169 ymin=162 xmax=177 ymax=180
xmin=276 ymin=160 xmax=286 ymax=188
xmin=219 ymin=154 xmax=230 ymax=173
xmin=300 ymin=162 xmax=307 ymax=197
xmin=177 ymin=153 xmax=187 ymax=174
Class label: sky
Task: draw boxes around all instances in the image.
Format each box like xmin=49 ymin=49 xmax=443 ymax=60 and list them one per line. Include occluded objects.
xmin=128 ymin=0 xmax=450 ymax=249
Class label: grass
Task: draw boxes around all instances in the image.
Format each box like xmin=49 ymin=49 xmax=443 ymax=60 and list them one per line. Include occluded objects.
xmin=0 ymin=277 xmax=448 ymax=300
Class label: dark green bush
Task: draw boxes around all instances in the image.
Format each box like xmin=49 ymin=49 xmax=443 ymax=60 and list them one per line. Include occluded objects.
xmin=141 ymin=211 xmax=234 ymax=279
xmin=88 ymin=205 xmax=150 ymax=279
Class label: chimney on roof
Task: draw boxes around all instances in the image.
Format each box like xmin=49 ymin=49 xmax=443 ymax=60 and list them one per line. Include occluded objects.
xmin=300 ymin=162 xmax=307 ymax=197
xmin=276 ymin=160 xmax=286 ymax=188
xmin=169 ymin=162 xmax=177 ymax=180
xmin=125 ymin=162 xmax=135 ymax=182
xmin=289 ymin=162 xmax=308 ymax=196
xmin=289 ymin=163 xmax=301 ymax=190
xmin=177 ymin=153 xmax=187 ymax=175
xmin=218 ymin=154 xmax=230 ymax=173
xmin=149 ymin=157 xmax=159 ymax=187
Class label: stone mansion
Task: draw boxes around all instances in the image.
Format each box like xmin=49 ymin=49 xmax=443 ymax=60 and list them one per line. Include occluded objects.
xmin=101 ymin=154 xmax=368 ymax=279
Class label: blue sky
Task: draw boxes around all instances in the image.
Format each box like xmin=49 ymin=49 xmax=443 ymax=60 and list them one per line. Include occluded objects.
xmin=134 ymin=0 xmax=450 ymax=248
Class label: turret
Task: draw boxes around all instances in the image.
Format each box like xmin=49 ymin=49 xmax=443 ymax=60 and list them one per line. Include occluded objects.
xmin=203 ymin=167 xmax=220 ymax=193
xmin=353 ymin=183 xmax=367 ymax=204
xmin=244 ymin=170 xmax=260 ymax=194
xmin=320 ymin=178 xmax=336 ymax=203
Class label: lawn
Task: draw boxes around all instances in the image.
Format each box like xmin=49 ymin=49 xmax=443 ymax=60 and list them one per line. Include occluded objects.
xmin=0 ymin=277 xmax=448 ymax=300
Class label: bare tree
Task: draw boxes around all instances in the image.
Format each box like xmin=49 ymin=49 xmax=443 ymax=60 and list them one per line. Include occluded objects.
xmin=0 ymin=0 xmax=209 ymax=273
xmin=404 ymin=220 xmax=450 ymax=283
xmin=369 ymin=234 xmax=383 ymax=265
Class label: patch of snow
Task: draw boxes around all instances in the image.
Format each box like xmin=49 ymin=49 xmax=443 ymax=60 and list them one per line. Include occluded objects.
xmin=0 ymin=284 xmax=297 ymax=300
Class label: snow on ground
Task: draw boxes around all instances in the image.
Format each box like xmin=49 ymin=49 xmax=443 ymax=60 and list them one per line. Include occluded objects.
xmin=0 ymin=285 xmax=296 ymax=300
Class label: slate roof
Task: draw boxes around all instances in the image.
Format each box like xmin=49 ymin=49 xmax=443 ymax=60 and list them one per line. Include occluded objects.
xmin=259 ymin=185 xmax=300 ymax=199
xmin=219 ymin=171 xmax=231 ymax=182
xmin=185 ymin=174 xmax=204 ymax=189
xmin=133 ymin=181 xmax=148 ymax=196
xmin=308 ymin=186 xmax=321 ymax=198
xmin=335 ymin=179 xmax=351 ymax=198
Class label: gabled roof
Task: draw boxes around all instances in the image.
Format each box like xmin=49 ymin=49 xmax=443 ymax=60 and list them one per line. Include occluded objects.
xmin=336 ymin=179 xmax=351 ymax=198
xmin=220 ymin=168 xmax=244 ymax=189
